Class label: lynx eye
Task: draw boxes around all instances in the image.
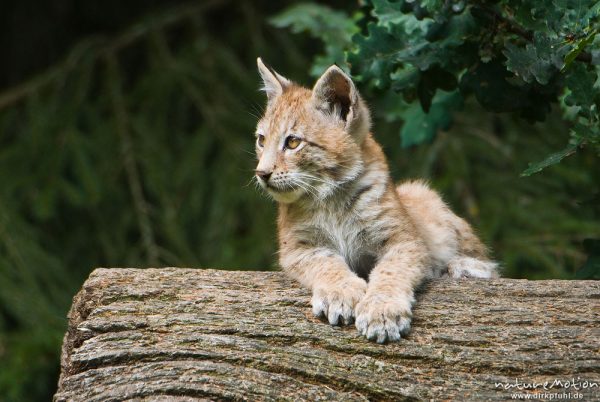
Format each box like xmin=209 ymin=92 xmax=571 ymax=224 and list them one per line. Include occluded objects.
xmin=285 ymin=136 xmax=302 ymax=150
xmin=257 ymin=134 xmax=265 ymax=147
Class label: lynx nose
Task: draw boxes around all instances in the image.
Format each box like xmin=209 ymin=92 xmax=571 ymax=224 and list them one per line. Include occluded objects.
xmin=255 ymin=170 xmax=272 ymax=182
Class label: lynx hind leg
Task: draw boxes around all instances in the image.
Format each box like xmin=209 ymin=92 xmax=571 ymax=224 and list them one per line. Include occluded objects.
xmin=447 ymin=256 xmax=499 ymax=278
xmin=449 ymin=214 xmax=499 ymax=278
xmin=396 ymin=180 xmax=499 ymax=279
xmin=396 ymin=180 xmax=461 ymax=277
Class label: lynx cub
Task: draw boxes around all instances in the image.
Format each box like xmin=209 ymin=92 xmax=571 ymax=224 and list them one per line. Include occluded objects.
xmin=254 ymin=58 xmax=498 ymax=343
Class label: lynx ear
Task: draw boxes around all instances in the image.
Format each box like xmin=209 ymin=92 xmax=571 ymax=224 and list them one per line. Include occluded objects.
xmin=312 ymin=65 xmax=370 ymax=142
xmin=257 ymin=57 xmax=291 ymax=102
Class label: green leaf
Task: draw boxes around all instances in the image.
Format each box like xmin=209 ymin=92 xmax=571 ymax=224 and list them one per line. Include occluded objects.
xmin=390 ymin=66 xmax=421 ymax=92
xmin=503 ymin=31 xmax=566 ymax=84
xmin=504 ymin=43 xmax=546 ymax=84
xmin=269 ymin=3 xmax=358 ymax=76
xmin=564 ymin=62 xmax=599 ymax=112
xmin=421 ymin=0 xmax=443 ymax=13
xmin=370 ymin=0 xmax=404 ymax=27
xmin=269 ymin=3 xmax=357 ymax=42
xmin=562 ymin=28 xmax=598 ymax=71
xmin=372 ymin=0 xmax=432 ymax=35
xmin=572 ymin=122 xmax=600 ymax=145
xmin=400 ymin=90 xmax=463 ymax=147
xmin=348 ymin=22 xmax=407 ymax=87
xmin=584 ymin=1 xmax=600 ymax=23
xmin=521 ymin=137 xmax=583 ymax=176
xmin=403 ymin=11 xmax=476 ymax=71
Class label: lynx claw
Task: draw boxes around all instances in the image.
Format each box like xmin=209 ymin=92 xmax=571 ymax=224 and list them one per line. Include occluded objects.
xmin=356 ymin=314 xmax=410 ymax=344
xmin=311 ymin=277 xmax=367 ymax=326
xmin=355 ymin=294 xmax=413 ymax=343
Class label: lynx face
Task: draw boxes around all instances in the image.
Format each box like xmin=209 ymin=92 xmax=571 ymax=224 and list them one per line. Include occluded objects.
xmin=254 ymin=59 xmax=370 ymax=204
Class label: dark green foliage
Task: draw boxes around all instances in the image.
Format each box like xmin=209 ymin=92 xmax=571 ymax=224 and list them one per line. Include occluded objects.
xmin=276 ymin=0 xmax=600 ymax=174
xmin=398 ymin=90 xmax=462 ymax=147
xmin=269 ymin=3 xmax=359 ymax=76
xmin=0 ymin=2 xmax=322 ymax=400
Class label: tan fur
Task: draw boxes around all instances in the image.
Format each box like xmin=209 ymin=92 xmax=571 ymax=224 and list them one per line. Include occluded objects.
xmin=254 ymin=58 xmax=498 ymax=343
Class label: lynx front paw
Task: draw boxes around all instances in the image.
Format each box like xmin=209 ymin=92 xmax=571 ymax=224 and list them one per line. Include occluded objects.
xmin=355 ymin=293 xmax=414 ymax=343
xmin=312 ymin=277 xmax=367 ymax=326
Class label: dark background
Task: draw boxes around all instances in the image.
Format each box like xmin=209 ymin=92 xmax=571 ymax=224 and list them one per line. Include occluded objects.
xmin=0 ymin=1 xmax=598 ymax=400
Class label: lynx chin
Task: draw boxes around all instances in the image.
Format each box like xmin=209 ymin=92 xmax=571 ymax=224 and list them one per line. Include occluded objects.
xmin=253 ymin=57 xmax=498 ymax=343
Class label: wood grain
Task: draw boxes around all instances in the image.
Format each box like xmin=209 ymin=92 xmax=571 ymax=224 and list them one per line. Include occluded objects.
xmin=55 ymin=268 xmax=600 ymax=401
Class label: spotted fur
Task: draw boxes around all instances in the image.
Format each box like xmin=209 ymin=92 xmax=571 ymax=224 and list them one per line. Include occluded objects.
xmin=254 ymin=58 xmax=498 ymax=343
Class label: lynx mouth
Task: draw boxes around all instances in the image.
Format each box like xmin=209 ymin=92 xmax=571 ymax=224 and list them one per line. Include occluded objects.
xmin=264 ymin=181 xmax=299 ymax=193
xmin=265 ymin=183 xmax=286 ymax=192
xmin=263 ymin=183 xmax=304 ymax=203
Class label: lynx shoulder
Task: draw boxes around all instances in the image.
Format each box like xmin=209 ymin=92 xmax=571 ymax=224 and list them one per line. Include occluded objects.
xmin=253 ymin=57 xmax=498 ymax=343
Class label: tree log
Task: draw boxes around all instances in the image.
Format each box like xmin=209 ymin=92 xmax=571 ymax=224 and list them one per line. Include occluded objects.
xmin=55 ymin=268 xmax=600 ymax=401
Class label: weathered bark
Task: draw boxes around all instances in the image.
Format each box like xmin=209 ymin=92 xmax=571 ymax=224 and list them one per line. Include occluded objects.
xmin=55 ymin=268 xmax=599 ymax=401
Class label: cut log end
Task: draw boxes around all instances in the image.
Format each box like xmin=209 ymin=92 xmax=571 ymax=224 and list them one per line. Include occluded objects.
xmin=55 ymin=268 xmax=600 ymax=401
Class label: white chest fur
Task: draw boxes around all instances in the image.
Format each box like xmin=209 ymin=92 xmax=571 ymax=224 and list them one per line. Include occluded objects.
xmin=302 ymin=203 xmax=378 ymax=278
